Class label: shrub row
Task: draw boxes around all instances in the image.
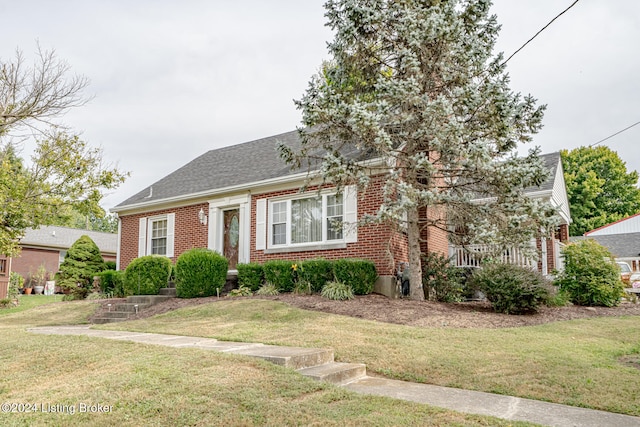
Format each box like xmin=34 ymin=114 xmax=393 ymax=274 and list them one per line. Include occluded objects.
xmin=238 ymin=259 xmax=377 ymax=295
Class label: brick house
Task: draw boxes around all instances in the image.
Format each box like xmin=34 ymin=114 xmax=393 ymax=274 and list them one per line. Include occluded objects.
xmin=0 ymin=226 xmax=117 ymax=298
xmin=112 ymin=131 xmax=570 ymax=294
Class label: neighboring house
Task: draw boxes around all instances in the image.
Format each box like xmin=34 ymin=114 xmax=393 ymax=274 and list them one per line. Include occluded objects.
xmin=0 ymin=226 xmax=117 ymax=298
xmin=573 ymin=213 xmax=640 ymax=271
xmin=112 ymin=130 xmax=571 ymax=296
xmin=11 ymin=226 xmax=117 ymax=280
xmin=584 ymin=212 xmax=640 ymax=236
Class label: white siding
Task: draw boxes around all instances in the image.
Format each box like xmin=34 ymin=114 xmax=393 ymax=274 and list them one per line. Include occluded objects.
xmin=587 ymin=214 xmax=640 ymax=236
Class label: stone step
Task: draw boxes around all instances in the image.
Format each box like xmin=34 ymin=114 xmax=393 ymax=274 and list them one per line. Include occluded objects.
xmin=114 ymin=303 xmax=151 ymax=313
xmin=126 ymin=295 xmax=172 ymax=305
xmin=298 ymin=362 xmax=367 ymax=385
xmin=159 ymin=287 xmax=176 ymax=296
xmin=227 ymin=345 xmax=334 ymax=369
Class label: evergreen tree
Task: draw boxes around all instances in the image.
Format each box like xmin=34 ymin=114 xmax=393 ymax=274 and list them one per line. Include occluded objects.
xmin=280 ymin=0 xmax=558 ymax=299
xmin=56 ymin=235 xmax=106 ymax=297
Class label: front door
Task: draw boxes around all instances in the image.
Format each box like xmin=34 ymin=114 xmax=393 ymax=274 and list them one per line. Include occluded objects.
xmin=223 ymin=209 xmax=240 ymax=270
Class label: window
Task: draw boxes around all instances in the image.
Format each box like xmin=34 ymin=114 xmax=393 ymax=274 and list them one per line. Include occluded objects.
xmin=268 ymin=193 xmax=346 ymax=247
xmin=151 ymin=218 xmax=168 ymax=255
xmin=271 ymin=201 xmax=287 ymax=245
xmin=138 ymin=213 xmax=175 ymax=258
xmin=326 ymin=194 xmax=343 ymax=241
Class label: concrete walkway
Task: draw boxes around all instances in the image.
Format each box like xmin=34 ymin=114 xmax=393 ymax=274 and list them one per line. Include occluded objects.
xmin=29 ymin=325 xmax=640 ymax=427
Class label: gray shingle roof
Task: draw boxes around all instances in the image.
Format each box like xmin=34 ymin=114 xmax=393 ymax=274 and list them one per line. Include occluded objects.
xmin=527 ymin=152 xmax=560 ymax=194
xmin=570 ymin=233 xmax=640 ymax=258
xmin=114 ymin=128 xmax=561 ymax=210
xmin=20 ymin=226 xmax=118 ymax=254
xmin=115 ymin=130 xmax=305 ymax=208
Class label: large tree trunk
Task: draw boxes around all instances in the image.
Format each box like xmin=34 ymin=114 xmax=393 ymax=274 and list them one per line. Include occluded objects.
xmin=407 ymin=206 xmax=424 ymax=301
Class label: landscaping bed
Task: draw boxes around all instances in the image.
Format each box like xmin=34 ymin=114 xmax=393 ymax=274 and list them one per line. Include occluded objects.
xmin=91 ymin=293 xmax=640 ymax=328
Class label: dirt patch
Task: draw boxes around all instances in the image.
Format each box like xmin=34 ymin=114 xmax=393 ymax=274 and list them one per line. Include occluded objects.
xmin=91 ymin=293 xmax=640 ymax=328
xmin=619 ymin=355 xmax=640 ymax=370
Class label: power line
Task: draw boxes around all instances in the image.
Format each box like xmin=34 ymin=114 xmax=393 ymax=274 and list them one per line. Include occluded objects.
xmin=589 ymin=121 xmax=640 ymax=147
xmin=501 ymin=0 xmax=581 ymax=66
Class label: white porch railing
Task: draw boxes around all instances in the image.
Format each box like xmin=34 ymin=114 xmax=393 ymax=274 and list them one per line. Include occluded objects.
xmin=554 ymin=240 xmax=565 ymax=272
xmin=450 ymin=244 xmax=537 ymax=269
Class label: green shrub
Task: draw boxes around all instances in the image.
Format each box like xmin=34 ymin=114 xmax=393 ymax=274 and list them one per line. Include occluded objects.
xmin=105 ymin=261 xmax=117 ymax=270
xmin=124 ymin=255 xmax=172 ymax=296
xmin=298 ymin=259 xmax=333 ymax=293
xmin=333 ymin=259 xmax=377 ymax=295
xmin=321 ymin=281 xmax=354 ymax=301
xmin=98 ymin=270 xmax=125 ymax=296
xmin=555 ymin=239 xmax=625 ymax=307
xmin=228 ymin=286 xmax=253 ymax=297
xmin=256 ymin=283 xmax=279 ymax=296
xmin=293 ymin=280 xmax=313 ymax=295
xmin=175 ymin=249 xmax=228 ymax=298
xmin=56 ymin=235 xmax=106 ymax=298
xmin=263 ymin=260 xmax=296 ymax=292
xmin=236 ymin=263 xmax=264 ymax=291
xmin=7 ymin=272 xmax=22 ymax=300
xmin=421 ymin=253 xmax=464 ymax=302
xmin=472 ymin=263 xmax=550 ymax=314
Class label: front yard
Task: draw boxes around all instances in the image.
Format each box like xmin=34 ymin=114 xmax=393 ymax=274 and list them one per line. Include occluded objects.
xmin=0 ymin=299 xmax=533 ymax=426
xmin=1 ymin=294 xmax=639 ymax=425
xmin=102 ymin=295 xmax=640 ymax=416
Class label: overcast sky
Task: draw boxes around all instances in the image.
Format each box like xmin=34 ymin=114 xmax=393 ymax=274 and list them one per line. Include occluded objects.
xmin=1 ymin=1 xmax=639 ymax=210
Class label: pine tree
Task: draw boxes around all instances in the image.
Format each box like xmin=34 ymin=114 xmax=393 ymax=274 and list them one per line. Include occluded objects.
xmin=280 ymin=0 xmax=558 ymax=299
xmin=56 ymin=235 xmax=106 ymax=297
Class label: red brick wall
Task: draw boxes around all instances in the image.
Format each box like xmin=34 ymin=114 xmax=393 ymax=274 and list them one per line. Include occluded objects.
xmin=419 ymin=205 xmax=449 ymax=257
xmin=117 ymin=178 xmax=416 ymax=276
xmin=119 ymin=203 xmax=209 ymax=270
xmin=250 ymin=177 xmax=408 ymax=276
xmin=11 ymin=248 xmax=116 ymax=281
xmin=12 ymin=248 xmax=60 ymax=281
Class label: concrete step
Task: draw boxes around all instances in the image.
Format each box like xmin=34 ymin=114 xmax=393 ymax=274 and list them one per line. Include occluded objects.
xmin=126 ymin=295 xmax=172 ymax=305
xmin=99 ymin=311 xmax=131 ymax=319
xmin=114 ymin=303 xmax=151 ymax=313
xmin=298 ymin=362 xmax=367 ymax=385
xmin=159 ymin=288 xmax=176 ymax=296
xmin=91 ymin=317 xmax=127 ymax=324
xmin=227 ymin=345 xmax=334 ymax=369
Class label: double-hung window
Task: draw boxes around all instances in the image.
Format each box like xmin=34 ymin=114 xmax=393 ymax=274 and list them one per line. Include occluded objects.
xmin=138 ymin=213 xmax=175 ymax=258
xmin=269 ymin=193 xmax=344 ymax=247
xmin=150 ymin=218 xmax=168 ymax=255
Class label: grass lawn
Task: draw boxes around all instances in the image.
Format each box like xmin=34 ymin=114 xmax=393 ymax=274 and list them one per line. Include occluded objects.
xmin=0 ymin=300 xmax=534 ymax=426
xmin=0 ymin=295 xmax=65 ymax=316
xmin=101 ymin=298 xmax=640 ymax=416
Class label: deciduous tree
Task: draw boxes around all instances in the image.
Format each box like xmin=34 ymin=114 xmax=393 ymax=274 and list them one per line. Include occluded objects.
xmin=561 ymin=146 xmax=640 ymax=236
xmin=280 ymin=0 xmax=558 ymax=299
xmin=0 ymin=47 xmax=127 ymax=254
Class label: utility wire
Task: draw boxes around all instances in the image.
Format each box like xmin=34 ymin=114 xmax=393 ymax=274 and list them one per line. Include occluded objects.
xmin=501 ymin=0 xmax=581 ymax=66
xmin=589 ymin=121 xmax=640 ymax=147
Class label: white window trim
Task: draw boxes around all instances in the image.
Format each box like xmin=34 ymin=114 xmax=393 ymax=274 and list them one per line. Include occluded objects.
xmin=138 ymin=213 xmax=175 ymax=258
xmin=266 ymin=189 xmax=348 ymax=250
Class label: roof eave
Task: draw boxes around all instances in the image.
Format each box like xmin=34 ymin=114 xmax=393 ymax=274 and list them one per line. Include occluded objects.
xmin=112 ymin=158 xmax=385 ymax=215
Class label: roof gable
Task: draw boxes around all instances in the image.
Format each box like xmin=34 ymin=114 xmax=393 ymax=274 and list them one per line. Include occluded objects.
xmin=585 ymin=212 xmax=640 ymax=236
